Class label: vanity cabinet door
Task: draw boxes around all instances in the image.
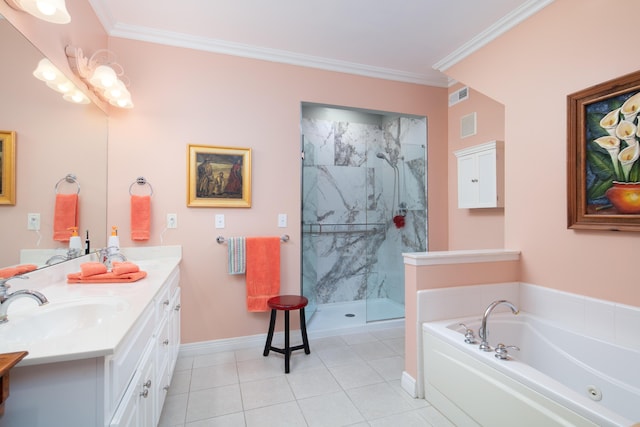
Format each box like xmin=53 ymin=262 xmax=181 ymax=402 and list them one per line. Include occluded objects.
xmin=110 ymin=345 xmax=154 ymax=427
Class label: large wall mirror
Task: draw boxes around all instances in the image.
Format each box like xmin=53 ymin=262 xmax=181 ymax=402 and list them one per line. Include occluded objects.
xmin=0 ymin=16 xmax=108 ymax=268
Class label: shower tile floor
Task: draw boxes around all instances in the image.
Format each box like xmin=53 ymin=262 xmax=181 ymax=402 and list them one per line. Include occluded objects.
xmin=307 ymin=298 xmax=405 ymax=332
xmin=158 ymin=325 xmax=454 ymax=427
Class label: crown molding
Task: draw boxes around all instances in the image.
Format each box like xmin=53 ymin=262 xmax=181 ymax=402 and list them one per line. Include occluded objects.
xmin=106 ymin=22 xmax=448 ymax=87
xmin=433 ymin=0 xmax=555 ymax=72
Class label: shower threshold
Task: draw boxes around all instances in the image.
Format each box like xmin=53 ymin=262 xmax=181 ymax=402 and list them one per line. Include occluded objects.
xmin=307 ymin=298 xmax=404 ymax=334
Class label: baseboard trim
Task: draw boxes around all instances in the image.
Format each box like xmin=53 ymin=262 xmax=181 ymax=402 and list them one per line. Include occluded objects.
xmin=401 ymin=371 xmax=418 ymax=398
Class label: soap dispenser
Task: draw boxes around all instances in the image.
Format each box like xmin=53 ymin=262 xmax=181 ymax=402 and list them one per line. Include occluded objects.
xmin=108 ymin=226 xmax=120 ymax=255
xmin=68 ymin=227 xmax=82 ymax=257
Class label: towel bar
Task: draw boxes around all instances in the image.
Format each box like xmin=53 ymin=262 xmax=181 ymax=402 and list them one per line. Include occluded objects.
xmin=216 ymin=235 xmax=289 ymax=244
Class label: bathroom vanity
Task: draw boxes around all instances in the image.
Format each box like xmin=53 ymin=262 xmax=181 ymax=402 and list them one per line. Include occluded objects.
xmin=0 ymin=246 xmax=181 ymax=427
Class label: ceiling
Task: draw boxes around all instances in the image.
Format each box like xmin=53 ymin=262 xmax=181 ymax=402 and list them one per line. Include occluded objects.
xmin=88 ymin=0 xmax=553 ymax=87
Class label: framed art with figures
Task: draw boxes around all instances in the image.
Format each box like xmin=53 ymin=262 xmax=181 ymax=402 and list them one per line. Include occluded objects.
xmin=0 ymin=130 xmax=16 ymax=206
xmin=187 ymin=144 xmax=251 ymax=208
xmin=568 ymin=70 xmax=640 ymax=231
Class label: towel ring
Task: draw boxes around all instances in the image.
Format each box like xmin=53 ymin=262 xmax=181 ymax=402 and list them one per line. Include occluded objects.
xmin=129 ymin=176 xmax=154 ymax=196
xmin=54 ymin=174 xmax=80 ymax=194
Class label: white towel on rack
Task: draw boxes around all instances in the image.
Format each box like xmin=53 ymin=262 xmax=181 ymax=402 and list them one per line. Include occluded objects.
xmin=227 ymin=237 xmax=246 ymax=275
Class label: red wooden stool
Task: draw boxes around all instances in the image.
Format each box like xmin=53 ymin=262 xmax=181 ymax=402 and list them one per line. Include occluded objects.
xmin=263 ymin=295 xmax=310 ymax=373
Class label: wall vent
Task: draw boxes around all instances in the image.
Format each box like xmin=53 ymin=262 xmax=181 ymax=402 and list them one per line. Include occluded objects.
xmin=449 ymin=86 xmax=469 ymax=107
xmin=460 ymin=112 xmax=477 ymax=138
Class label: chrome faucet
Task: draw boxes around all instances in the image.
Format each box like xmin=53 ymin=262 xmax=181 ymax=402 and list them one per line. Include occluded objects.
xmin=478 ymin=300 xmax=519 ymax=351
xmin=96 ymin=247 xmax=127 ymax=268
xmin=0 ymin=276 xmax=49 ymax=324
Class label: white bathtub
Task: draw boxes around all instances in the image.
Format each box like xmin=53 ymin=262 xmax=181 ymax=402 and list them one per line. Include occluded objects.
xmin=422 ymin=312 xmax=639 ymax=427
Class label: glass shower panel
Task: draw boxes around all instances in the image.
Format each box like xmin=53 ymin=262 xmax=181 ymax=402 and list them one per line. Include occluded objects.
xmin=365 ymin=119 xmax=427 ymax=322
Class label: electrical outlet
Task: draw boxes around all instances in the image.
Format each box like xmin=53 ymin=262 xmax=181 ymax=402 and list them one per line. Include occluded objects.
xmin=167 ymin=213 xmax=177 ymax=229
xmin=278 ymin=213 xmax=287 ymax=228
xmin=27 ymin=213 xmax=40 ymax=231
xmin=215 ymin=214 xmax=225 ymax=229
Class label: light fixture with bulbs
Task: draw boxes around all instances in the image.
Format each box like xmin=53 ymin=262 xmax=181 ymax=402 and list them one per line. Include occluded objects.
xmin=5 ymin=0 xmax=70 ymax=24
xmin=32 ymin=58 xmax=90 ymax=104
xmin=65 ymin=46 xmax=134 ymax=109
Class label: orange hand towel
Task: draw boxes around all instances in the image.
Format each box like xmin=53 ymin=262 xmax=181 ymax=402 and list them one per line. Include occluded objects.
xmin=112 ymin=261 xmax=140 ymax=275
xmin=66 ymin=270 xmax=147 ymax=284
xmin=53 ymin=193 xmax=79 ymax=242
xmin=80 ymin=262 xmax=108 ymax=277
xmin=0 ymin=264 xmax=37 ymax=279
xmin=245 ymin=237 xmax=280 ymax=312
xmin=131 ymin=195 xmax=151 ymax=241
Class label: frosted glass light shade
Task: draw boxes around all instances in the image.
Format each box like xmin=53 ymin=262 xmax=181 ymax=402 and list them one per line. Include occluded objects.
xmin=89 ymin=65 xmax=118 ymax=89
xmin=63 ymin=89 xmax=90 ymax=104
xmin=32 ymin=58 xmax=61 ymax=82
xmin=5 ymin=0 xmax=71 ymax=24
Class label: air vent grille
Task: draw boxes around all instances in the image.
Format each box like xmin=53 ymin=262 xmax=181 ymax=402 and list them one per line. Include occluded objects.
xmin=449 ymin=86 xmax=469 ymax=107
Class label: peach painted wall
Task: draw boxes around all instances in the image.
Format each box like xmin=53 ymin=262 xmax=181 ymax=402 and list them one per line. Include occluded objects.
xmin=404 ymin=260 xmax=520 ymax=379
xmin=448 ymin=83 xmax=505 ymax=249
xmin=105 ymin=37 xmax=449 ymax=343
xmin=446 ymin=0 xmax=640 ymax=306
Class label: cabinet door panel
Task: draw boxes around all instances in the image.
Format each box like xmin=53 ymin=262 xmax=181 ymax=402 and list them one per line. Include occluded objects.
xmin=476 ymin=149 xmax=497 ymax=207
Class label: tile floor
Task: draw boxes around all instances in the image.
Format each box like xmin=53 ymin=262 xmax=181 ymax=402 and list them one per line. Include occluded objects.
xmin=158 ymin=326 xmax=454 ymax=427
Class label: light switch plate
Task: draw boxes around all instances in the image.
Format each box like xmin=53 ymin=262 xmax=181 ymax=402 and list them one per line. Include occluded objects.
xmin=278 ymin=213 xmax=287 ymax=228
xmin=215 ymin=214 xmax=225 ymax=228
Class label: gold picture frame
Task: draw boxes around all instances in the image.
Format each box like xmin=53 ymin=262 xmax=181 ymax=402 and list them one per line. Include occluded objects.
xmin=187 ymin=144 xmax=251 ymax=208
xmin=568 ymin=70 xmax=640 ymax=231
xmin=0 ymin=131 xmax=16 ymax=206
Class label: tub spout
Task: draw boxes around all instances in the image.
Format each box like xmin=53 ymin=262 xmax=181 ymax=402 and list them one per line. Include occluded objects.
xmin=478 ymin=300 xmax=519 ymax=352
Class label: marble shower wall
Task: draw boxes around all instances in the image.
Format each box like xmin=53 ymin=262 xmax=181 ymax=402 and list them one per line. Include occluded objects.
xmin=302 ymin=114 xmax=427 ymax=308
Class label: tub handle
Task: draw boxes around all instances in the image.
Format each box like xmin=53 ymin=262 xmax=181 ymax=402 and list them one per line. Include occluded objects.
xmin=458 ymin=323 xmax=477 ymax=344
xmin=494 ymin=343 xmax=520 ymax=360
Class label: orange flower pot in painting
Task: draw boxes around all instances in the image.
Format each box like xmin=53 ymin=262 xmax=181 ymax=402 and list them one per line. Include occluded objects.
xmin=605 ymin=181 xmax=640 ymax=214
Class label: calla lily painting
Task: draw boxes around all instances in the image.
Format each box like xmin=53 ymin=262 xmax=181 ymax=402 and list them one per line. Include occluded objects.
xmin=568 ymin=70 xmax=640 ymax=231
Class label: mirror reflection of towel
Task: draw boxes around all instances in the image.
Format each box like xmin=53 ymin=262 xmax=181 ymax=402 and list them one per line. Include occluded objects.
xmin=245 ymin=237 xmax=280 ymax=312
xmin=53 ymin=193 xmax=78 ymax=242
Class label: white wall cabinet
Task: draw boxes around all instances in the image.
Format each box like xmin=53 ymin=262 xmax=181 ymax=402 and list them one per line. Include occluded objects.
xmin=454 ymin=140 xmax=504 ymax=208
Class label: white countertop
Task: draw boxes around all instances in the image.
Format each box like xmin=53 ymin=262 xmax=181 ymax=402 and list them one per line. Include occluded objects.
xmin=0 ymin=246 xmax=182 ymax=367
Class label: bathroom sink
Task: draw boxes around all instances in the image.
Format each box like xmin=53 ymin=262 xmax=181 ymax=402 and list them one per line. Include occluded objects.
xmin=0 ymin=297 xmax=130 ymax=347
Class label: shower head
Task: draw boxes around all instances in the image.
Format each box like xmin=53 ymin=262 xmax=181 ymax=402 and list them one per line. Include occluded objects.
xmin=376 ymin=152 xmax=394 ymax=168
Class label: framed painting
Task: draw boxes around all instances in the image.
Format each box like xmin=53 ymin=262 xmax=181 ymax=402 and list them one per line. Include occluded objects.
xmin=568 ymin=70 xmax=640 ymax=231
xmin=187 ymin=144 xmax=251 ymax=208
xmin=0 ymin=130 xmax=16 ymax=206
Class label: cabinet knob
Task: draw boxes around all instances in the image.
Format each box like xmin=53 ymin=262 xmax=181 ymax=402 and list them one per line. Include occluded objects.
xmin=163 ymin=339 xmax=170 ymax=345
xmin=163 ymin=385 xmax=170 ymax=392
xmin=471 ymin=178 xmax=478 ymax=183
xmin=174 ymin=304 xmax=181 ymax=311
xmin=163 ymin=299 xmax=170 ymax=306
xmin=143 ymin=379 xmax=152 ymax=388
xmin=140 ymin=389 xmax=149 ymax=398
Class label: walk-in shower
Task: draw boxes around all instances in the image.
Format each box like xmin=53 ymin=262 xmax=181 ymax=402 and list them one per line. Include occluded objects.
xmin=301 ymin=104 xmax=427 ymax=331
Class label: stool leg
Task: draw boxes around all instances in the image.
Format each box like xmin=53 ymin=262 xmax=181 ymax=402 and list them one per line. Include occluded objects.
xmin=263 ymin=309 xmax=277 ymax=357
xmin=300 ymin=307 xmax=310 ymax=354
xmin=284 ymin=310 xmax=291 ymax=373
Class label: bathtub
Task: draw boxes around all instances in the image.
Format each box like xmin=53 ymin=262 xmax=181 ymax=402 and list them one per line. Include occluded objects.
xmin=422 ymin=312 xmax=639 ymax=427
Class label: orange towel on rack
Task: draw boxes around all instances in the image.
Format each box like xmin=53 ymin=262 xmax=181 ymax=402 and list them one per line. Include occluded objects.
xmin=245 ymin=237 xmax=280 ymax=312
xmin=53 ymin=193 xmax=79 ymax=242
xmin=131 ymin=195 xmax=151 ymax=241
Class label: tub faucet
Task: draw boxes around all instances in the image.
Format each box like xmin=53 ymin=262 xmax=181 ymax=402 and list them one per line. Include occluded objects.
xmin=478 ymin=300 xmax=519 ymax=352
xmin=0 ymin=276 xmax=49 ymax=324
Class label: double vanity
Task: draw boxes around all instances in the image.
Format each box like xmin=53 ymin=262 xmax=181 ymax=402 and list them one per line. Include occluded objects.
xmin=0 ymin=246 xmax=181 ymax=427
